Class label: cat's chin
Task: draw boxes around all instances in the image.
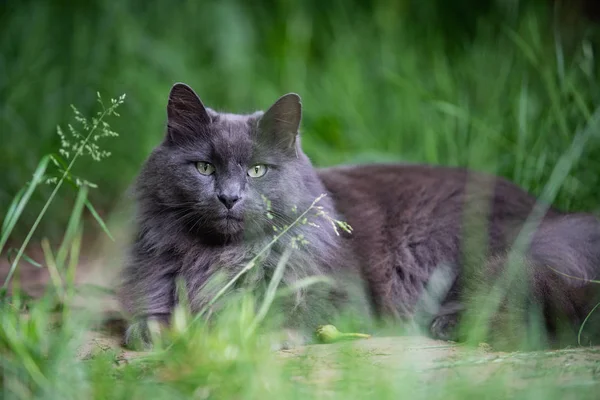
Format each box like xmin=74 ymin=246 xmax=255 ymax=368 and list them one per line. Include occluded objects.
xmin=212 ymin=216 xmax=245 ymax=237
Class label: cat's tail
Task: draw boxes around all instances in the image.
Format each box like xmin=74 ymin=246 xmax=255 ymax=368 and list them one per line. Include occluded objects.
xmin=483 ymin=213 xmax=600 ymax=348
xmin=530 ymin=213 xmax=600 ymax=286
xmin=529 ymin=213 xmax=600 ymax=340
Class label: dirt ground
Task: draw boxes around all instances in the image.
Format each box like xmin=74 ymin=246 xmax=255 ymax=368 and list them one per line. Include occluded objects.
xmin=278 ymin=336 xmax=600 ymax=388
xmin=77 ymin=328 xmax=600 ymax=391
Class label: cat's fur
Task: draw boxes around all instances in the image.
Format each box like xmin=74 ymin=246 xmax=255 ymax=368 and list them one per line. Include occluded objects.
xmin=119 ymin=83 xmax=600 ymax=349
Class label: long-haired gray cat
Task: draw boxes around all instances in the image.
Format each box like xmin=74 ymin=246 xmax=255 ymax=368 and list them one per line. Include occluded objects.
xmin=119 ymin=83 xmax=600 ymax=350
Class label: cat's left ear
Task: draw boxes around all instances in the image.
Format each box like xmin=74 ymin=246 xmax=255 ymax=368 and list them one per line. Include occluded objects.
xmin=258 ymin=93 xmax=302 ymax=156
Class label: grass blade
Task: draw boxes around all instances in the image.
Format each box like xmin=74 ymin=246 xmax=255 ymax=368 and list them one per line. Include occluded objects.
xmin=6 ymin=248 xmax=42 ymax=268
xmin=248 ymin=246 xmax=293 ymax=334
xmin=0 ymin=155 xmax=51 ymax=257
xmin=65 ymin=224 xmax=83 ymax=313
xmin=578 ymin=301 xmax=600 ymax=346
xmin=56 ymin=185 xmax=88 ymax=269
xmin=85 ymin=200 xmax=114 ymax=241
xmin=273 ymin=276 xmax=335 ymax=299
xmin=1 ymin=186 xmax=25 ymax=234
xmin=41 ymin=238 xmax=64 ymax=300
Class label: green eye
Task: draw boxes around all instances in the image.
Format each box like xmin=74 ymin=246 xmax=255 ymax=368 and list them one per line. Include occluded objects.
xmin=248 ymin=164 xmax=267 ymax=178
xmin=196 ymin=162 xmax=215 ymax=176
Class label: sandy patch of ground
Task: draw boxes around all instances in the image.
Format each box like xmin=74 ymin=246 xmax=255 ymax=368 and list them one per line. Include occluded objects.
xmin=77 ymin=326 xmax=600 ymax=391
xmin=278 ymin=336 xmax=600 ymax=388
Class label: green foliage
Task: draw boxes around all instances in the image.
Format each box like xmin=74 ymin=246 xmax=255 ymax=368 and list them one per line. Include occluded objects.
xmin=2 ymin=0 xmax=600 ymax=238
xmin=0 ymin=93 xmax=124 ymax=291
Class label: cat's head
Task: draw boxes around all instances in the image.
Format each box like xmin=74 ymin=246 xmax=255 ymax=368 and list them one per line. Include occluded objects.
xmin=136 ymin=83 xmax=324 ymax=241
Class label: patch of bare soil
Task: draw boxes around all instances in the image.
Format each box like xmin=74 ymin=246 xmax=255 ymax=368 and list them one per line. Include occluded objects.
xmin=0 ymin=236 xmax=127 ymax=311
xmin=77 ymin=326 xmax=600 ymax=392
xmin=277 ymin=336 xmax=600 ymax=389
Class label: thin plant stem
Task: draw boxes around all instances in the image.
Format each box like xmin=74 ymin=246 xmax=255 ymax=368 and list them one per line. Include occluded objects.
xmin=2 ymin=107 xmax=110 ymax=289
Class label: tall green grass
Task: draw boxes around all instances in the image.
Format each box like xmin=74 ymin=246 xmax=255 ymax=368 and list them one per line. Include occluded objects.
xmin=2 ymin=0 xmax=599 ymax=238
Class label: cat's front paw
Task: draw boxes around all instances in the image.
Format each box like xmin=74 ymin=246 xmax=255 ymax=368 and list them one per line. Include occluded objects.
xmin=124 ymin=315 xmax=170 ymax=350
xmin=429 ymin=314 xmax=459 ymax=342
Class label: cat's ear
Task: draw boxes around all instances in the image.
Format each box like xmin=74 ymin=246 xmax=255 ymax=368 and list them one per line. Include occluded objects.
xmin=258 ymin=93 xmax=302 ymax=155
xmin=166 ymin=83 xmax=211 ymax=140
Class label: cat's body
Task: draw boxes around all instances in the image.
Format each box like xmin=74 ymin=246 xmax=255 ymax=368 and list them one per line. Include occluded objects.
xmin=320 ymin=163 xmax=600 ymax=346
xmin=119 ymin=83 xmax=600 ymax=349
xmin=319 ymin=163 xmax=543 ymax=317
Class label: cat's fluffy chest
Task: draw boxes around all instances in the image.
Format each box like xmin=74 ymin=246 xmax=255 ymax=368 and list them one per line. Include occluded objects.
xmin=177 ymin=234 xmax=334 ymax=313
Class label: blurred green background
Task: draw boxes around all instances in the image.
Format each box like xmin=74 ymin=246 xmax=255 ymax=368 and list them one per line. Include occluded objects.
xmin=2 ymin=0 xmax=600 ymax=240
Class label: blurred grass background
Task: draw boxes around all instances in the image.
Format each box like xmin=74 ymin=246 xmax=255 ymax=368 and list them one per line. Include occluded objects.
xmin=1 ymin=0 xmax=600 ymax=240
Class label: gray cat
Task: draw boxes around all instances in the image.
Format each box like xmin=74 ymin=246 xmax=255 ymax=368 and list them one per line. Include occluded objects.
xmin=119 ymin=83 xmax=600 ymax=350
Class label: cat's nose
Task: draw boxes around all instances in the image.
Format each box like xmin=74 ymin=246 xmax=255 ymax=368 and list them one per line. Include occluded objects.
xmin=217 ymin=193 xmax=241 ymax=209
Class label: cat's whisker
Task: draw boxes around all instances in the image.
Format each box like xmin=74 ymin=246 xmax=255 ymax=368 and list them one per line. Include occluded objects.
xmin=187 ymin=213 xmax=209 ymax=234
xmin=161 ymin=210 xmax=204 ymax=233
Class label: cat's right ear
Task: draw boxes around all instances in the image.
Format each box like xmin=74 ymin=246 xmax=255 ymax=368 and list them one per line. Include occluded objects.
xmin=166 ymin=83 xmax=211 ymax=142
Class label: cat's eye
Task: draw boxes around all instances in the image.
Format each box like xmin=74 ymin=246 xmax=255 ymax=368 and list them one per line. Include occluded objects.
xmin=248 ymin=164 xmax=267 ymax=178
xmin=196 ymin=162 xmax=216 ymax=176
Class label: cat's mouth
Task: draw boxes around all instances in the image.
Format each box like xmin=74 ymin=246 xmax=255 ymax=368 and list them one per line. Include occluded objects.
xmin=212 ymin=209 xmax=244 ymax=222
xmin=223 ymin=209 xmax=243 ymax=221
